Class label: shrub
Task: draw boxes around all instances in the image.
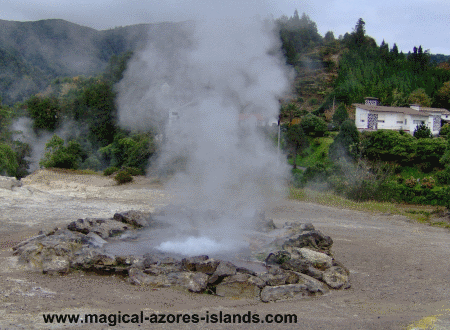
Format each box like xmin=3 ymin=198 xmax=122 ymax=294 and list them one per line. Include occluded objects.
xmin=435 ymin=169 xmax=450 ymax=185
xmin=300 ymin=114 xmax=328 ymax=137
xmin=0 ymin=143 xmax=18 ymax=176
xmin=420 ymin=177 xmax=435 ymax=189
xmin=439 ymin=123 xmax=450 ymax=137
xmin=103 ymin=166 xmax=119 ymax=176
xmin=122 ymin=166 xmax=143 ymax=176
xmin=413 ymin=123 xmax=432 ymax=139
xmin=114 ymin=170 xmax=133 ymax=184
xmin=39 ymin=135 xmax=82 ymax=170
xmin=404 ymin=176 xmax=417 ymax=188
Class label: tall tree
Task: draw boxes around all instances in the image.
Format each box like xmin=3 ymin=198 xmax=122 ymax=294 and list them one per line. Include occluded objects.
xmin=285 ymin=124 xmax=308 ymax=170
xmin=328 ymin=119 xmax=360 ymax=161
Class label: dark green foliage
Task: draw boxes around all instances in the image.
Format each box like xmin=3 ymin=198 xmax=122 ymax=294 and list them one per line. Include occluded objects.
xmin=114 ymin=169 xmax=133 ymax=184
xmin=332 ymin=104 xmax=349 ymax=127
xmin=413 ymin=138 xmax=446 ymax=172
xmin=439 ymin=123 xmax=450 ymax=136
xmin=11 ymin=140 xmax=31 ymax=178
xmin=334 ymin=21 xmax=450 ymax=106
xmin=103 ymin=166 xmax=119 ymax=176
xmin=26 ymin=96 xmax=60 ymax=131
xmin=436 ymin=169 xmax=450 ymax=185
xmin=361 ymin=130 xmax=414 ymax=163
xmin=413 ymin=123 xmax=432 ymax=139
xmin=300 ymin=114 xmax=327 ymax=137
xmin=276 ymin=11 xmax=323 ymax=65
xmin=328 ymin=120 xmax=360 ymax=161
xmin=0 ymin=143 xmax=18 ymax=176
xmin=99 ymin=131 xmax=155 ymax=174
xmin=280 ymin=103 xmax=301 ymax=122
xmin=103 ymin=51 xmax=133 ymax=84
xmin=72 ymin=80 xmax=118 ymax=146
xmin=39 ymin=135 xmax=83 ymax=169
xmin=285 ymin=124 xmax=308 ymax=169
xmin=122 ymin=166 xmax=143 ymax=176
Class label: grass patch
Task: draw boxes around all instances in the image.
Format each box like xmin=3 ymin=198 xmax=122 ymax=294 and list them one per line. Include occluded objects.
xmin=294 ymin=137 xmax=333 ymax=168
xmin=289 ymin=187 xmax=450 ymax=229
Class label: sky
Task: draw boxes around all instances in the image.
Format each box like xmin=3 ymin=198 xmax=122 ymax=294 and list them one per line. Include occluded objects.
xmin=0 ymin=0 xmax=449 ymax=55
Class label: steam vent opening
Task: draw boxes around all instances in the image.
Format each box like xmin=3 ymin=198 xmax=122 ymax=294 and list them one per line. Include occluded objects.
xmin=13 ymin=208 xmax=351 ymax=302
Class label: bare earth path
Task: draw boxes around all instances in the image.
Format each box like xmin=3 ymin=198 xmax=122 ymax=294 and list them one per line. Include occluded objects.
xmin=0 ymin=170 xmax=449 ymax=329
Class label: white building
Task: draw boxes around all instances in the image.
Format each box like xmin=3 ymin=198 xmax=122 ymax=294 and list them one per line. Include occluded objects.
xmin=354 ymin=97 xmax=450 ymax=135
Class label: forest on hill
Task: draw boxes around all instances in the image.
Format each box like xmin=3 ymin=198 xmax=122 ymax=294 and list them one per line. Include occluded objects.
xmin=2 ymin=13 xmax=450 ymax=208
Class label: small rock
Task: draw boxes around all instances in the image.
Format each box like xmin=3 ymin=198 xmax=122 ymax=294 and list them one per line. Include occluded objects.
xmin=322 ymin=266 xmax=350 ymax=289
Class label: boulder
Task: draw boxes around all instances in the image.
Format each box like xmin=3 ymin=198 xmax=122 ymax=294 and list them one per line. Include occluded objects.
xmin=67 ymin=218 xmax=130 ymax=238
xmin=167 ymin=272 xmax=209 ymax=293
xmin=282 ymin=230 xmax=333 ymax=255
xmin=215 ymin=273 xmax=261 ymax=299
xmin=82 ymin=232 xmax=108 ymax=248
xmin=322 ymin=266 xmax=351 ymax=289
xmin=292 ymin=247 xmax=333 ymax=270
xmin=260 ymin=273 xmax=328 ymax=303
xmin=208 ymin=260 xmax=237 ymax=284
xmin=128 ymin=268 xmax=171 ymax=287
xmin=113 ymin=210 xmax=154 ymax=228
xmin=42 ymin=256 xmax=70 ymax=275
xmin=181 ymin=255 xmax=210 ymax=271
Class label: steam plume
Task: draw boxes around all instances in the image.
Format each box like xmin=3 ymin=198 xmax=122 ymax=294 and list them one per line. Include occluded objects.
xmin=116 ymin=10 xmax=293 ymax=248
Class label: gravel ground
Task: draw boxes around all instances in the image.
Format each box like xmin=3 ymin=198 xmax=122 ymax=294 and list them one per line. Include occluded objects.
xmin=0 ymin=170 xmax=449 ymax=329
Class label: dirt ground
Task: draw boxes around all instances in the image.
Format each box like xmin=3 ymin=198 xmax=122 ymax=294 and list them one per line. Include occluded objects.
xmin=0 ymin=169 xmax=450 ymax=329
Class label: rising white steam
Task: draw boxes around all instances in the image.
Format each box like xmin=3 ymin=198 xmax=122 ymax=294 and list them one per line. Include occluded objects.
xmin=116 ymin=9 xmax=293 ymax=247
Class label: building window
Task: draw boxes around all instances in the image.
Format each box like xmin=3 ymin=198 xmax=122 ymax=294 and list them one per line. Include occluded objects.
xmin=361 ymin=120 xmax=365 ymax=122
xmin=413 ymin=120 xmax=425 ymax=125
xmin=396 ymin=121 xmax=403 ymax=124
xmin=377 ymin=120 xmax=385 ymax=123
xmin=405 ymin=119 xmax=407 ymax=124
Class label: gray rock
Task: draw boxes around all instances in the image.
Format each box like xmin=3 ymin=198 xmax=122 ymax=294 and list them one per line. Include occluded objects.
xmin=115 ymin=255 xmax=143 ymax=267
xmin=260 ymin=273 xmax=328 ymax=302
xmin=280 ymin=258 xmax=312 ymax=273
xmin=215 ymin=273 xmax=261 ymax=299
xmin=67 ymin=218 xmax=130 ymax=238
xmin=322 ymin=266 xmax=350 ymax=289
xmin=265 ymin=250 xmax=291 ymax=265
xmin=181 ymin=255 xmax=210 ymax=271
xmin=42 ymin=256 xmax=70 ymax=275
xmin=128 ymin=268 xmax=171 ymax=287
xmin=113 ymin=210 xmax=154 ymax=228
xmin=143 ymin=254 xmax=161 ymax=268
xmin=260 ymin=284 xmax=310 ymax=302
xmin=282 ymin=230 xmax=333 ymax=255
xmin=167 ymin=272 xmax=209 ymax=293
xmin=293 ymin=248 xmax=333 ymax=270
xmin=82 ymin=232 xmax=107 ymax=248
xmin=213 ymin=261 xmax=237 ymax=277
